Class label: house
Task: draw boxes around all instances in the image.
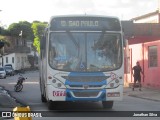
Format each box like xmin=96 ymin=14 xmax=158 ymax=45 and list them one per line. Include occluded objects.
xmin=123 ymin=6 xmax=160 ymax=89
xmin=131 ymin=0 xmax=160 ymax=24
xmin=131 ymin=10 xmax=160 ymax=23
xmin=0 ymin=36 xmax=31 ymax=70
xmin=27 ymin=40 xmax=39 ymax=67
xmin=124 ymin=34 xmax=160 ymax=89
xmin=0 ymin=53 xmax=30 ymax=70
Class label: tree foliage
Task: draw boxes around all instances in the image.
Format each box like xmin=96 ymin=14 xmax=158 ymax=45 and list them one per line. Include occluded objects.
xmin=0 ymin=27 xmax=10 ymax=36
xmin=1 ymin=20 xmax=47 ymax=54
xmin=0 ymin=35 xmax=10 ymax=47
xmin=8 ymin=21 xmax=34 ymax=40
xmin=32 ymin=22 xmax=47 ymax=53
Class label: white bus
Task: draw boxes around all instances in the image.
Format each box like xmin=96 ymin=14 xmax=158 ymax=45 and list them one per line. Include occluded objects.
xmin=39 ymin=15 xmax=124 ymax=110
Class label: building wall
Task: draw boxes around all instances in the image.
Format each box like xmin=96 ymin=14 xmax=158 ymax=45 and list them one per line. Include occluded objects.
xmin=143 ymin=41 xmax=160 ymax=88
xmin=126 ymin=7 xmax=160 ymax=89
xmin=1 ymin=53 xmax=16 ymax=69
xmin=125 ymin=39 xmax=160 ymax=89
xmin=15 ymin=53 xmax=30 ymax=70
xmin=133 ymin=15 xmax=159 ymax=23
xmin=125 ymin=44 xmax=144 ymax=84
xmin=0 ymin=53 xmax=30 ymax=70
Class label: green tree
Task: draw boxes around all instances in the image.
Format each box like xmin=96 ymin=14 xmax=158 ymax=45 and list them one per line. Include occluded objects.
xmin=0 ymin=27 xmax=10 ymax=36
xmin=32 ymin=22 xmax=47 ymax=53
xmin=8 ymin=21 xmax=34 ymax=40
xmin=0 ymin=35 xmax=10 ymax=47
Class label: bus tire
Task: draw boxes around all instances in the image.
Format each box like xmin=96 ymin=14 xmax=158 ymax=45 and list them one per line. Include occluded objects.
xmin=102 ymin=101 xmax=113 ymax=109
xmin=48 ymin=100 xmax=56 ymax=110
xmin=41 ymin=94 xmax=47 ymax=103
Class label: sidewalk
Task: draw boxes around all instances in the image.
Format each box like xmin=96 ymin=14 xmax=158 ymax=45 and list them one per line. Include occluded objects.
xmin=124 ymin=87 xmax=160 ymax=102
xmin=0 ymin=86 xmax=22 ymax=110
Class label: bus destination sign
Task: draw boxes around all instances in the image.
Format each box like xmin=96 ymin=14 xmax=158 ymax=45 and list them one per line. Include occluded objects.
xmin=60 ymin=20 xmax=99 ymax=27
xmin=50 ymin=17 xmax=121 ymax=31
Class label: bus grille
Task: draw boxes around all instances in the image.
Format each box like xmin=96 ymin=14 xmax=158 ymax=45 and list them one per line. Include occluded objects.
xmin=68 ymin=85 xmax=103 ymax=88
xmin=72 ymin=91 xmax=99 ymax=97
xmin=62 ymin=76 xmax=109 ymax=82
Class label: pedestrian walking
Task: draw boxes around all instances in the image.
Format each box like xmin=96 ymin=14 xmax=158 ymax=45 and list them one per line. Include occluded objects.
xmin=132 ymin=61 xmax=144 ymax=91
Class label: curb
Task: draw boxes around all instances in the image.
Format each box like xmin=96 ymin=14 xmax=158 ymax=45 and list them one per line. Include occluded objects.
xmin=0 ymin=85 xmax=26 ymax=107
xmin=128 ymin=94 xmax=160 ymax=102
xmin=124 ymin=87 xmax=160 ymax=102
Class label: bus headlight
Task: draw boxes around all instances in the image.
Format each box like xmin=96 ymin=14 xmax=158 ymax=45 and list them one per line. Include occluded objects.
xmin=105 ymin=79 xmax=120 ymax=89
xmin=52 ymin=78 xmax=66 ymax=89
xmin=57 ymin=83 xmax=62 ymax=88
xmin=115 ymin=79 xmax=119 ymax=83
xmin=52 ymin=79 xmax=56 ymax=83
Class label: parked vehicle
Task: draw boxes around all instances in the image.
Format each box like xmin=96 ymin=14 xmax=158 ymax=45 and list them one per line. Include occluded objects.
xmin=14 ymin=74 xmax=27 ymax=92
xmin=4 ymin=64 xmax=13 ymax=68
xmin=0 ymin=67 xmax=6 ymax=79
xmin=4 ymin=66 xmax=15 ymax=76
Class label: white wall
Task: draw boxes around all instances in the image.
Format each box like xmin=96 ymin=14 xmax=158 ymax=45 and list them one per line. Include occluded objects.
xmin=0 ymin=53 xmax=15 ymax=69
xmin=26 ymin=41 xmax=32 ymax=52
xmin=15 ymin=53 xmax=31 ymax=70
xmin=133 ymin=15 xmax=159 ymax=23
xmin=0 ymin=53 xmax=31 ymax=70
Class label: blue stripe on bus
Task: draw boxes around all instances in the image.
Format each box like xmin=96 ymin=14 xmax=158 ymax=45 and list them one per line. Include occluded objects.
xmin=65 ymin=80 xmax=106 ymax=85
xmin=68 ymin=72 xmax=105 ymax=76
xmin=65 ymin=89 xmax=106 ymax=101
xmin=65 ymin=72 xmax=107 ymax=101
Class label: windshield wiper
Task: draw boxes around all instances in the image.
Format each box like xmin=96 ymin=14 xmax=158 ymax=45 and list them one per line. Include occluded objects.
xmin=66 ymin=31 xmax=79 ymax=49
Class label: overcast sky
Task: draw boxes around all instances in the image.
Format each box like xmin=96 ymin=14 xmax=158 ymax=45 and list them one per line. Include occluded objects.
xmin=0 ymin=0 xmax=158 ymax=27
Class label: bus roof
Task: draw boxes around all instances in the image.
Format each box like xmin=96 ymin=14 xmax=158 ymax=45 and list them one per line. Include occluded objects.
xmin=49 ymin=15 xmax=120 ymax=21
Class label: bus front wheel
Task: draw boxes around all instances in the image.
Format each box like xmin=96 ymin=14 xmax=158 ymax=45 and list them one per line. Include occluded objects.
xmin=48 ymin=101 xmax=58 ymax=110
xmin=102 ymin=101 xmax=113 ymax=109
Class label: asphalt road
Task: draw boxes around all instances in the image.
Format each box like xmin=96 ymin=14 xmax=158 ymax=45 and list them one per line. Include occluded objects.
xmin=0 ymin=71 xmax=160 ymax=120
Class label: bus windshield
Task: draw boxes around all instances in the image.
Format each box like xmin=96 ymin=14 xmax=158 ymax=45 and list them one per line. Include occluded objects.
xmin=49 ymin=32 xmax=122 ymax=72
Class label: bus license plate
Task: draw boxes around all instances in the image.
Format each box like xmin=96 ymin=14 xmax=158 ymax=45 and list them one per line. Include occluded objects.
xmin=53 ymin=91 xmax=66 ymax=96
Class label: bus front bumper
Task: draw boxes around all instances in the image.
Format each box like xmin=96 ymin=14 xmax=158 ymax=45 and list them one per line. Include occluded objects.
xmin=47 ymin=85 xmax=123 ymax=101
